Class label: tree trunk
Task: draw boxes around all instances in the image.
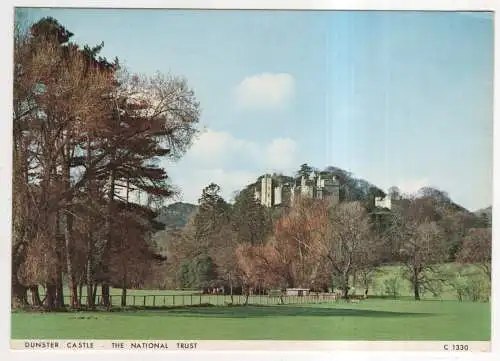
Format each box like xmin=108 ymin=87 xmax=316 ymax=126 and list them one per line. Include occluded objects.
xmin=12 ymin=282 xmax=28 ymax=309
xmin=61 ymin=144 xmax=78 ymax=309
xmin=121 ymin=286 xmax=127 ymax=307
xmin=64 ymin=209 xmax=78 ymax=308
xmin=86 ymin=136 xmax=95 ymax=310
xmin=229 ymin=276 xmax=234 ymax=304
xmin=121 ymin=177 xmax=129 ymax=308
xmin=55 ymin=212 xmax=64 ymax=309
xmin=78 ymin=282 xmax=83 ymax=307
xmin=11 ymin=245 xmax=28 ymax=309
xmin=101 ymin=284 xmax=110 ymax=308
xmin=86 ymin=281 xmax=94 ymax=309
xmin=12 ymin=134 xmax=29 ymax=310
xmin=55 ymin=276 xmax=64 ymax=308
xmin=342 ymin=274 xmax=350 ymax=300
xmin=30 ymin=285 xmax=42 ymax=307
xmin=67 ymin=267 xmax=78 ymax=307
xmin=92 ymin=283 xmax=98 ymax=306
xmin=102 ymin=169 xmax=116 ymax=308
xmin=86 ymin=262 xmax=94 ymax=309
xmin=45 ymin=284 xmax=57 ymax=310
xmin=244 ymin=285 xmax=250 ymax=305
xmin=413 ymin=272 xmax=420 ymax=301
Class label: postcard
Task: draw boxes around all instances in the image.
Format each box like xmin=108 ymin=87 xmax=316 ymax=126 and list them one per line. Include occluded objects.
xmin=6 ymin=1 xmax=495 ymax=356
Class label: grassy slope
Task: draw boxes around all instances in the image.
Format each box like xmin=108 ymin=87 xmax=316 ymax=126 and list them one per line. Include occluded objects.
xmin=11 ymin=300 xmax=490 ymax=340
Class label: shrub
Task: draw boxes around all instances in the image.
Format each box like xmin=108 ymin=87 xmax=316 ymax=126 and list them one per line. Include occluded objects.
xmin=464 ymin=276 xmax=490 ymax=302
xmin=383 ymin=277 xmax=401 ymax=299
xmin=445 ymin=266 xmax=490 ymax=302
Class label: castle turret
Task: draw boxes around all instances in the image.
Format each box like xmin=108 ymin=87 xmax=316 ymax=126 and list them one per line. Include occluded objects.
xmin=261 ymin=174 xmax=273 ymax=207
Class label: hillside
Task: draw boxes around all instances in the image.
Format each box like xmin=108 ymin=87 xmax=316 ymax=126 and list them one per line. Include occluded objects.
xmin=241 ymin=165 xmax=386 ymax=205
xmin=155 ymin=202 xmax=197 ymax=229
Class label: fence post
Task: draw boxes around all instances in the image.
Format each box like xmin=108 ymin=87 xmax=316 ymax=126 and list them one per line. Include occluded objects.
xmin=191 ymin=294 xmax=193 ymax=305
xmin=200 ymin=294 xmax=202 ymax=305
xmin=133 ymin=295 xmax=136 ymax=306
xmin=110 ymin=296 xmax=112 ymax=307
xmin=163 ymin=295 xmax=166 ymax=306
xmin=173 ymin=295 xmax=175 ymax=306
xmin=143 ymin=295 xmax=146 ymax=307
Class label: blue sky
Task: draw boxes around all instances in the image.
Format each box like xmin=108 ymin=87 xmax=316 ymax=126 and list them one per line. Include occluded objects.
xmin=18 ymin=8 xmax=493 ymax=210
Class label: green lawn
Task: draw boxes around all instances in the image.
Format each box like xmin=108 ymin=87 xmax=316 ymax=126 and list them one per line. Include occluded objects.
xmin=11 ymin=299 xmax=490 ymax=340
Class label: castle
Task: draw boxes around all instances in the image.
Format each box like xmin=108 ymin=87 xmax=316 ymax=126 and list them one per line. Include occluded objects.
xmin=254 ymin=172 xmax=340 ymax=207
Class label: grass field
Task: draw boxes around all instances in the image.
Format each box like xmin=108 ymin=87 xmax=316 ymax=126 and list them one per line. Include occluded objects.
xmin=11 ymin=299 xmax=490 ymax=340
xmin=13 ymin=263 xmax=490 ymax=340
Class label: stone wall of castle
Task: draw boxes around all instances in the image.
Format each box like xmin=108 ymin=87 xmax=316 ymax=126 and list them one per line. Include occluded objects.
xmin=255 ymin=173 xmax=340 ymax=208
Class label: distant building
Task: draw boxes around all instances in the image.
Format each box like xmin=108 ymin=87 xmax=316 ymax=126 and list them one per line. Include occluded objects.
xmin=375 ymin=196 xmax=392 ymax=209
xmin=285 ymin=288 xmax=310 ymax=296
xmin=254 ymin=173 xmax=340 ymax=208
xmin=375 ymin=191 xmax=403 ymax=210
xmin=260 ymin=174 xmax=273 ymax=207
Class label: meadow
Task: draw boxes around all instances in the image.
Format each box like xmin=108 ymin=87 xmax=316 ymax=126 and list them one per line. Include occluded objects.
xmin=11 ymin=263 xmax=491 ymax=340
xmin=11 ymin=300 xmax=490 ymax=340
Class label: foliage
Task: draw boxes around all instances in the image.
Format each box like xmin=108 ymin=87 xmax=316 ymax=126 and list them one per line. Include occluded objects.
xmin=155 ymin=202 xmax=198 ymax=229
xmin=456 ymin=228 xmax=491 ymax=279
xmin=12 ymin=16 xmax=200 ymax=309
xmin=231 ymin=187 xmax=272 ymax=244
xmin=383 ymin=276 xmax=402 ymax=299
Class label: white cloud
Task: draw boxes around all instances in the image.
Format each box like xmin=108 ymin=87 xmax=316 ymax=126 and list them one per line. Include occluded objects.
xmin=361 ymin=173 xmax=430 ymax=197
xmin=234 ymin=73 xmax=295 ymax=110
xmin=265 ymin=138 xmax=298 ymax=171
xmin=396 ymin=178 xmax=430 ymax=196
xmin=167 ymin=129 xmax=300 ymax=203
xmin=185 ymin=129 xmax=260 ymax=168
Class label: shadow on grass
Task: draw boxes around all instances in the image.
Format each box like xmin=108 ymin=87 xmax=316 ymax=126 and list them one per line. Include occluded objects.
xmin=119 ymin=304 xmax=434 ymax=319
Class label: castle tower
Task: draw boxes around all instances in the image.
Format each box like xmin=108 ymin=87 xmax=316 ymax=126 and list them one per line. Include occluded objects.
xmin=316 ymin=174 xmax=324 ymax=199
xmin=261 ymin=174 xmax=273 ymax=207
xmin=301 ymin=175 xmax=314 ymax=198
xmin=330 ymin=175 xmax=340 ymax=204
xmin=321 ymin=175 xmax=340 ymax=204
xmin=290 ymin=184 xmax=297 ymax=204
xmin=274 ymin=184 xmax=283 ymax=205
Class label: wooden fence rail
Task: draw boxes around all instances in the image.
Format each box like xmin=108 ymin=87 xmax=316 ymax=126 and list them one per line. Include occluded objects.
xmin=25 ymin=292 xmax=341 ymax=308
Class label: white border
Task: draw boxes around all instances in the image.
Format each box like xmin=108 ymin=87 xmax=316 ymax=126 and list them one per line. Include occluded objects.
xmin=8 ymin=340 xmax=493 ymax=352
xmin=4 ymin=0 xmax=499 ymax=11
xmin=1 ymin=1 xmax=498 ymax=361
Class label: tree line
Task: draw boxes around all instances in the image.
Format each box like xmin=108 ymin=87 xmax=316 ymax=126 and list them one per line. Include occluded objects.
xmin=12 ymin=17 xmax=200 ymax=309
xmin=156 ymin=170 xmax=491 ymax=303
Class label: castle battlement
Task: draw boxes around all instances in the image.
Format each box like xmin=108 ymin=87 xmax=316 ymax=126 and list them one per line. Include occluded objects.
xmin=255 ymin=173 xmax=340 ymax=208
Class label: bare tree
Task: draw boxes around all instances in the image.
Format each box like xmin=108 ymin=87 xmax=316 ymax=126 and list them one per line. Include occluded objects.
xmin=388 ymin=197 xmax=448 ymax=300
xmin=318 ymin=201 xmax=373 ymax=300
xmin=456 ymin=228 xmax=492 ymax=280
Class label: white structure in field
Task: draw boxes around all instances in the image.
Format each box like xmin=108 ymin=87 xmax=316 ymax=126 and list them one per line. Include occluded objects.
xmin=285 ymin=288 xmax=310 ymax=296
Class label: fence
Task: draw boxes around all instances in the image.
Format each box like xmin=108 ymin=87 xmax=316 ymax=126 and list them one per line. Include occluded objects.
xmin=28 ymin=293 xmax=340 ymax=308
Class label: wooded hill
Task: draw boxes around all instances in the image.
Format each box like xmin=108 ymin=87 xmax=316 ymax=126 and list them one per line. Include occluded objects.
xmin=155 ymin=163 xmax=483 ymax=230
